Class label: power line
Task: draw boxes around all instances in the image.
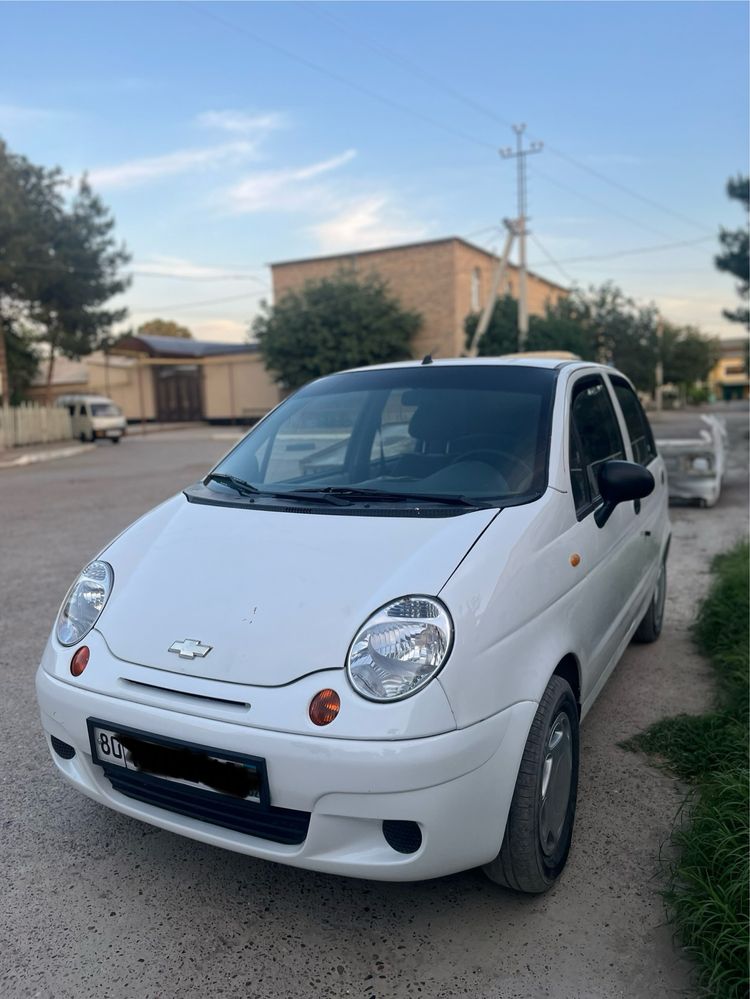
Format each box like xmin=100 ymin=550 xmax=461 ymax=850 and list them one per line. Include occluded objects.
xmin=527 ymin=233 xmax=714 ymax=267
xmin=187 ymin=2 xmax=497 ymax=153
xmin=529 ymin=163 xmax=674 ymax=240
xmin=295 ymin=2 xmax=514 ymax=129
xmin=137 ymin=289 xmax=267 ymax=312
xmin=132 ymin=270 xmax=270 ymax=285
xmin=543 ymin=144 xmax=712 ymax=235
xmin=528 ymin=232 xmax=576 ymax=285
xmin=296 ymin=2 xmax=711 ymax=236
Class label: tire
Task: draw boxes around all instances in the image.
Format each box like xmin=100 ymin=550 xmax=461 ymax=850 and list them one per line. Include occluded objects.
xmin=111 ymin=436 xmax=120 ymax=444
xmin=483 ymin=675 xmax=579 ymax=893
xmin=633 ymin=557 xmax=667 ymax=644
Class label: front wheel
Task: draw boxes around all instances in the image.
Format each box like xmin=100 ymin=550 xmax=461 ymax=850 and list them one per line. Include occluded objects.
xmin=483 ymin=675 xmax=579 ymax=893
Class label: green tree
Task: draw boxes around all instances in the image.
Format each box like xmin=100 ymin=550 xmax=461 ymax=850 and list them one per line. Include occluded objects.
xmin=662 ymin=323 xmax=720 ymax=390
xmin=138 ymin=318 xmax=193 ymax=339
xmin=527 ymin=295 xmax=595 ymax=359
xmin=1 ymin=320 xmax=39 ymax=404
xmin=465 ymin=282 xmax=661 ymax=391
xmin=35 ymin=179 xmax=130 ymax=395
xmin=463 ymin=294 xmax=520 ymax=355
xmin=0 ymin=140 xmax=130 ymax=400
xmin=715 ymin=175 xmax=749 ymax=326
xmin=253 ymin=272 xmax=421 ymax=389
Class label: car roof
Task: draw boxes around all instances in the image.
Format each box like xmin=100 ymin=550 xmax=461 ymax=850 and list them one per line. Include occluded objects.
xmin=341 ymin=356 xmax=604 ymax=375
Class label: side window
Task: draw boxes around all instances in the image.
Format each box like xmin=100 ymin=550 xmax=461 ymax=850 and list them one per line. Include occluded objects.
xmin=569 ymin=377 xmax=626 ymax=515
xmin=78 ymin=404 xmax=86 ymax=417
xmin=610 ymin=375 xmax=657 ymax=466
xmin=67 ymin=405 xmax=75 ymax=416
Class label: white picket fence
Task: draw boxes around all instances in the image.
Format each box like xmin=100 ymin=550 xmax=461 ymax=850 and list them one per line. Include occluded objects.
xmin=0 ymin=402 xmax=73 ymax=448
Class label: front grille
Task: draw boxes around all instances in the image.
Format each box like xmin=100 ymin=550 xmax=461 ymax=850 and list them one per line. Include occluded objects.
xmin=104 ymin=767 xmax=310 ymax=846
xmin=51 ymin=735 xmax=76 ymax=759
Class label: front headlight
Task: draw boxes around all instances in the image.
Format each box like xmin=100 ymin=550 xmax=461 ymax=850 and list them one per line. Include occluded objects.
xmin=56 ymin=560 xmax=113 ymax=646
xmin=347 ymin=596 xmax=453 ymax=702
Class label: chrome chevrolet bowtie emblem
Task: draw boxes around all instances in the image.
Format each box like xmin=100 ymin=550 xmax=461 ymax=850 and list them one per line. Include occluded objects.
xmin=168 ymin=638 xmax=213 ymax=660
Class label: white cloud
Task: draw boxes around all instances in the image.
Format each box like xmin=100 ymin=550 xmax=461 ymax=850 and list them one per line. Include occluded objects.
xmin=196 ymin=109 xmax=286 ymax=135
xmin=132 ymin=255 xmax=267 ymax=284
xmin=88 ymin=141 xmax=259 ymax=190
xmin=310 ymin=196 xmax=430 ymax=253
xmin=0 ymin=103 xmax=66 ymax=126
xmin=188 ymin=318 xmax=248 ymax=342
xmin=224 ymin=150 xmax=357 ymax=213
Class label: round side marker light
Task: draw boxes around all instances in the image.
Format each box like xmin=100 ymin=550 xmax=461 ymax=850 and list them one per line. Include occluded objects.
xmin=309 ymin=688 xmax=340 ymax=726
xmin=70 ymin=646 xmax=90 ymax=677
xmin=570 ymin=553 xmax=581 ymax=567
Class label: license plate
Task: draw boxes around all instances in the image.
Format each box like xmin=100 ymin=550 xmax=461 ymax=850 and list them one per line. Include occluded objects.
xmin=89 ymin=724 xmax=263 ymax=803
xmin=105 ymin=430 xmax=120 ymax=438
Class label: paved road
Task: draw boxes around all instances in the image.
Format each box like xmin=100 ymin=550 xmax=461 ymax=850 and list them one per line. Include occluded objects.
xmin=1 ymin=411 xmax=747 ymax=999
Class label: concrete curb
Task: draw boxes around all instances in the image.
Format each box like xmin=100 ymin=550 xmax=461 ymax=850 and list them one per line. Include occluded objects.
xmin=0 ymin=443 xmax=95 ymax=469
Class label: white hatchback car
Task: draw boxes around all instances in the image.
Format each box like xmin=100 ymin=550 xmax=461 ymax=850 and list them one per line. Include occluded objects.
xmin=37 ymin=358 xmax=669 ymax=892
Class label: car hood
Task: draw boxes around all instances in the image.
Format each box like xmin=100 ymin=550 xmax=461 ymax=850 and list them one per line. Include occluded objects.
xmin=97 ymin=493 xmax=499 ymax=685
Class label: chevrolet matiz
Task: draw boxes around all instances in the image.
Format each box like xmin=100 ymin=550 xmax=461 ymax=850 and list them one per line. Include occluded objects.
xmin=37 ymin=358 xmax=669 ymax=892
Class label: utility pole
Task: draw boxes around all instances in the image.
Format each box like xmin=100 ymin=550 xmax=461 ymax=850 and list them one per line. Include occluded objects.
xmin=500 ymin=124 xmax=543 ymax=351
xmin=467 ymin=219 xmax=517 ymax=358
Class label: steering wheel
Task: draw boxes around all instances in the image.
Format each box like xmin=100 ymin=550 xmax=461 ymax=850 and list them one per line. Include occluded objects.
xmin=449 ymin=449 xmax=534 ymax=489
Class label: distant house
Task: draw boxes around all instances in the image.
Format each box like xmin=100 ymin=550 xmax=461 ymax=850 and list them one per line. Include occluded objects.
xmin=28 ymin=334 xmax=281 ymax=423
xmin=271 ymin=236 xmax=568 ymax=359
xmin=708 ymin=336 xmax=749 ymax=401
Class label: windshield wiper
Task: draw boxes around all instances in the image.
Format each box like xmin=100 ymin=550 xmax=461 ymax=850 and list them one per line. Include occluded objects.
xmin=204 ymin=472 xmax=260 ymax=496
xmin=297 ymin=486 xmax=493 ymax=508
xmin=205 ymin=474 xmax=351 ymax=506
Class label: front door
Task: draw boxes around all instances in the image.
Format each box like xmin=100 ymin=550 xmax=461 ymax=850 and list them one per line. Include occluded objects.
xmin=564 ymin=374 xmax=645 ymax=704
xmin=153 ymin=365 xmax=203 ymax=421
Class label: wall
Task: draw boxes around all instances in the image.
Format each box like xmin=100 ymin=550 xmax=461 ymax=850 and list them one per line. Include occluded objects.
xmin=86 ymin=356 xmax=157 ymax=421
xmin=272 ymin=240 xmax=460 ymax=359
xmin=202 ymin=355 xmax=282 ymax=421
xmin=272 ymin=238 xmax=569 ymax=361
xmin=453 ymin=240 xmax=567 ymax=348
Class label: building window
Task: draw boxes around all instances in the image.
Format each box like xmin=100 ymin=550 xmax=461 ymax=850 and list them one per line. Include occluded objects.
xmin=471 ymin=267 xmax=481 ymax=311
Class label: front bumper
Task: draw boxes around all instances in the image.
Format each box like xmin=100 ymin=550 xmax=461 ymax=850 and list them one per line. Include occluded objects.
xmin=37 ymin=666 xmax=535 ymax=881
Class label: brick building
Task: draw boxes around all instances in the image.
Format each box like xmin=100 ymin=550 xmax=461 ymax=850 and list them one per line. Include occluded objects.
xmin=271 ymin=236 xmax=568 ymax=359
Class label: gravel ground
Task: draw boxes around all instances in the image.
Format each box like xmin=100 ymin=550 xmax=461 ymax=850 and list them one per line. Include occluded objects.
xmin=1 ymin=408 xmax=747 ymax=999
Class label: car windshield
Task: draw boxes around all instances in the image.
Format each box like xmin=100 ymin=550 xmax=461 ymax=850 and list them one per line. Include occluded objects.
xmin=210 ymin=365 xmax=556 ymax=506
xmin=90 ymin=403 xmax=121 ymax=417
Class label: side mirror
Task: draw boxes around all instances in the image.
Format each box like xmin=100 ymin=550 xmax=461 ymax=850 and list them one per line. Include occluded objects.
xmin=595 ymin=460 xmax=655 ymax=528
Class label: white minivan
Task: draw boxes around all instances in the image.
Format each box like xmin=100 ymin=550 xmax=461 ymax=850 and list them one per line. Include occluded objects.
xmin=38 ymin=358 xmax=669 ymax=891
xmin=56 ymin=394 xmax=127 ymax=443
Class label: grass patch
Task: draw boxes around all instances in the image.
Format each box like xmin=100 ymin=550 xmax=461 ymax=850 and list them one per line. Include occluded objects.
xmin=625 ymin=541 xmax=749 ymax=998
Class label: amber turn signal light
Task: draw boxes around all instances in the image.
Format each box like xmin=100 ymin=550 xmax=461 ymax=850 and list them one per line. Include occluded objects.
xmin=70 ymin=646 xmax=90 ymax=677
xmin=309 ymin=688 xmax=340 ymax=726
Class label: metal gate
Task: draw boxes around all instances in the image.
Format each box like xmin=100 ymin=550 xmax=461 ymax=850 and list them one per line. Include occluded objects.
xmin=153 ymin=365 xmax=203 ymax=421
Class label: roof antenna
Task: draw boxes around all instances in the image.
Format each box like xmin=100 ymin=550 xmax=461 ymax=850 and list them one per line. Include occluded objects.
xmin=421 ymin=353 xmax=433 ymax=365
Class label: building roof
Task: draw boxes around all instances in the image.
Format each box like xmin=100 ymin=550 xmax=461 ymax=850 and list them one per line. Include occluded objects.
xmin=113 ymin=334 xmax=258 ymax=358
xmin=269 ymin=235 xmax=569 ymax=293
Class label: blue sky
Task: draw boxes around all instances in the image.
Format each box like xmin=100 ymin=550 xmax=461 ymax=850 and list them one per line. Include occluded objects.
xmin=2 ymin=0 xmax=748 ymax=341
